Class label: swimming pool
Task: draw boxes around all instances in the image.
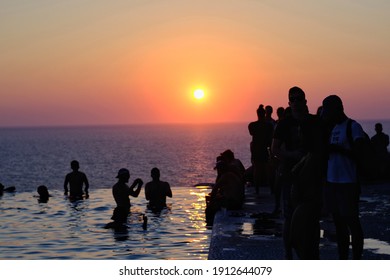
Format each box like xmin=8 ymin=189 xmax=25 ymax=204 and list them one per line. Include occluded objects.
xmin=0 ymin=187 xmax=211 ymax=260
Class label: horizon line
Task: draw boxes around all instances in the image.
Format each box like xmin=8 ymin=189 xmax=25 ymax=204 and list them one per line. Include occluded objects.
xmin=1 ymin=118 xmax=390 ymax=129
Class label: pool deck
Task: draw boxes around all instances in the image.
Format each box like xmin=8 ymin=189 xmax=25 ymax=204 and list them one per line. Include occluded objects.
xmin=208 ymin=182 xmax=390 ymax=260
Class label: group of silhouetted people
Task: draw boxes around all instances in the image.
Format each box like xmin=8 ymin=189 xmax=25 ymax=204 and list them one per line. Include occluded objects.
xmin=245 ymin=86 xmax=389 ymax=260
xmin=1 ymin=159 xmax=172 ymax=230
xmin=107 ymin=166 xmax=172 ymax=229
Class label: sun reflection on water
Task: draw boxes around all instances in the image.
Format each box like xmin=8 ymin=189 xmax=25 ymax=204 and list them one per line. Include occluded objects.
xmin=0 ymin=187 xmax=211 ymax=259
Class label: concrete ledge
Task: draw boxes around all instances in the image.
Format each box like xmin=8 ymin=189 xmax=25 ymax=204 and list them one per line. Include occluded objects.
xmin=208 ymin=183 xmax=390 ymax=260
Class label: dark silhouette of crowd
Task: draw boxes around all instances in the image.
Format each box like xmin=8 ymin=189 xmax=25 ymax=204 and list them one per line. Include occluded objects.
xmin=205 ymin=86 xmax=389 ymax=260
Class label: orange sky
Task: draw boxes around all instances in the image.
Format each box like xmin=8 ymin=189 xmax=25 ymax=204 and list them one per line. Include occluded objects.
xmin=1 ymin=0 xmax=389 ymax=127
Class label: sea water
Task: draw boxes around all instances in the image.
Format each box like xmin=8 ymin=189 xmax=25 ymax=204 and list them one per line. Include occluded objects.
xmin=0 ymin=121 xmax=389 ymax=259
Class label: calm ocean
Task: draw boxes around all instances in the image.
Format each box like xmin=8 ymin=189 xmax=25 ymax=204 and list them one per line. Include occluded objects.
xmin=0 ymin=120 xmax=389 ymax=259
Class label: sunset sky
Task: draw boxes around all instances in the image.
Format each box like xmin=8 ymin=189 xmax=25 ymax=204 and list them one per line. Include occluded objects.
xmin=1 ymin=0 xmax=389 ymax=127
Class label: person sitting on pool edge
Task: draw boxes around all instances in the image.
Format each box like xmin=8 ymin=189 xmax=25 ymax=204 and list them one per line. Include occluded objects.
xmin=145 ymin=167 xmax=172 ymax=212
xmin=205 ymin=160 xmax=244 ymax=226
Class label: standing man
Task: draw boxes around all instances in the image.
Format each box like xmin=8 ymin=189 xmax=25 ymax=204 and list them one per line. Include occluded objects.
xmin=64 ymin=160 xmax=89 ymax=200
xmin=248 ymin=104 xmax=274 ymax=194
xmin=371 ymin=122 xmax=390 ymax=178
xmin=321 ymin=95 xmax=364 ymax=259
xmin=145 ymin=167 xmax=172 ymax=212
xmin=271 ymin=86 xmax=324 ymax=259
xmin=111 ymin=168 xmax=143 ymax=224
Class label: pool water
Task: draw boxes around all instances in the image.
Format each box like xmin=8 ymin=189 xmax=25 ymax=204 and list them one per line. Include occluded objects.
xmin=0 ymin=187 xmax=211 ymax=260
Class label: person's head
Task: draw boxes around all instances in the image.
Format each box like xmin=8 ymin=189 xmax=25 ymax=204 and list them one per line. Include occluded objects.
xmin=375 ymin=123 xmax=383 ymax=133
xmin=265 ymin=105 xmax=273 ymax=117
xmin=220 ymin=149 xmax=234 ymax=162
xmin=116 ymin=168 xmax=130 ymax=182
xmin=321 ymin=95 xmax=345 ymax=124
xmin=288 ymin=86 xmax=307 ymax=118
xmin=256 ymin=104 xmax=266 ymax=120
xmin=37 ymin=185 xmax=49 ymax=201
xmin=276 ymin=107 xmax=285 ymax=120
xmin=70 ymin=160 xmax=79 ymax=171
xmin=151 ymin=167 xmax=160 ymax=180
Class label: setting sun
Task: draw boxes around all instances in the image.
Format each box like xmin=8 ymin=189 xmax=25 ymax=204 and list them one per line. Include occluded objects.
xmin=194 ymin=89 xmax=205 ymax=100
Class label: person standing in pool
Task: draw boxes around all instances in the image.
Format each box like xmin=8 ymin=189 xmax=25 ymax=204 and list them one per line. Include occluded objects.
xmin=64 ymin=160 xmax=89 ymax=200
xmin=111 ymin=168 xmax=143 ymax=224
xmin=145 ymin=167 xmax=172 ymax=212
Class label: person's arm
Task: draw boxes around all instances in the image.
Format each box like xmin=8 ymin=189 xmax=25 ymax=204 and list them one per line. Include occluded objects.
xmin=83 ymin=173 xmax=89 ymax=195
xmin=271 ymin=137 xmax=303 ymax=161
xmin=129 ymin=178 xmax=143 ymax=197
xmin=165 ymin=182 xmax=172 ymax=198
xmin=64 ymin=175 xmax=69 ymax=195
xmin=145 ymin=183 xmax=151 ymax=201
xmin=271 ymin=138 xmax=284 ymax=160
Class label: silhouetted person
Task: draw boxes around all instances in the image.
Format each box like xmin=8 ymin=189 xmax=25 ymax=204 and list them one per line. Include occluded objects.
xmin=276 ymin=107 xmax=285 ymax=123
xmin=0 ymin=183 xmax=15 ymax=196
xmin=37 ymin=185 xmax=50 ymax=203
xmin=64 ymin=160 xmax=89 ymax=200
xmin=270 ymin=107 xmax=286 ymax=214
xmin=205 ymin=160 xmax=244 ymax=226
xmin=220 ymin=149 xmax=246 ymax=181
xmin=371 ymin=123 xmax=390 ymax=178
xmin=271 ymin=86 xmax=324 ymax=259
xmin=145 ymin=167 xmax=172 ymax=212
xmin=265 ymin=105 xmax=276 ymax=128
xmin=321 ymin=94 xmax=364 ymax=259
xmin=248 ymin=104 xmax=274 ymax=194
xmin=316 ymin=106 xmax=323 ymax=117
xmin=111 ymin=168 xmax=143 ymax=225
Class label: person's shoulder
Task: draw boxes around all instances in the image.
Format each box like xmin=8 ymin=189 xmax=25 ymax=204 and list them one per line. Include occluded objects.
xmin=224 ymin=171 xmax=241 ymax=181
xmin=162 ymin=181 xmax=170 ymax=187
xmin=273 ymin=117 xmax=291 ymax=133
xmin=248 ymin=121 xmax=258 ymax=130
xmin=112 ymin=181 xmax=124 ymax=189
xmin=350 ymin=119 xmax=364 ymax=133
xmin=307 ymin=113 xmax=321 ymax=122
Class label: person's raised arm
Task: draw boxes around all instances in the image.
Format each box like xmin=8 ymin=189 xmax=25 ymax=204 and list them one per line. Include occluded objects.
xmin=129 ymin=178 xmax=143 ymax=197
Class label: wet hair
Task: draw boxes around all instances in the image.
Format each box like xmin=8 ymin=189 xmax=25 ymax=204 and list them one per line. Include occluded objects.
xmin=37 ymin=185 xmax=49 ymax=196
xmin=37 ymin=185 xmax=49 ymax=202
